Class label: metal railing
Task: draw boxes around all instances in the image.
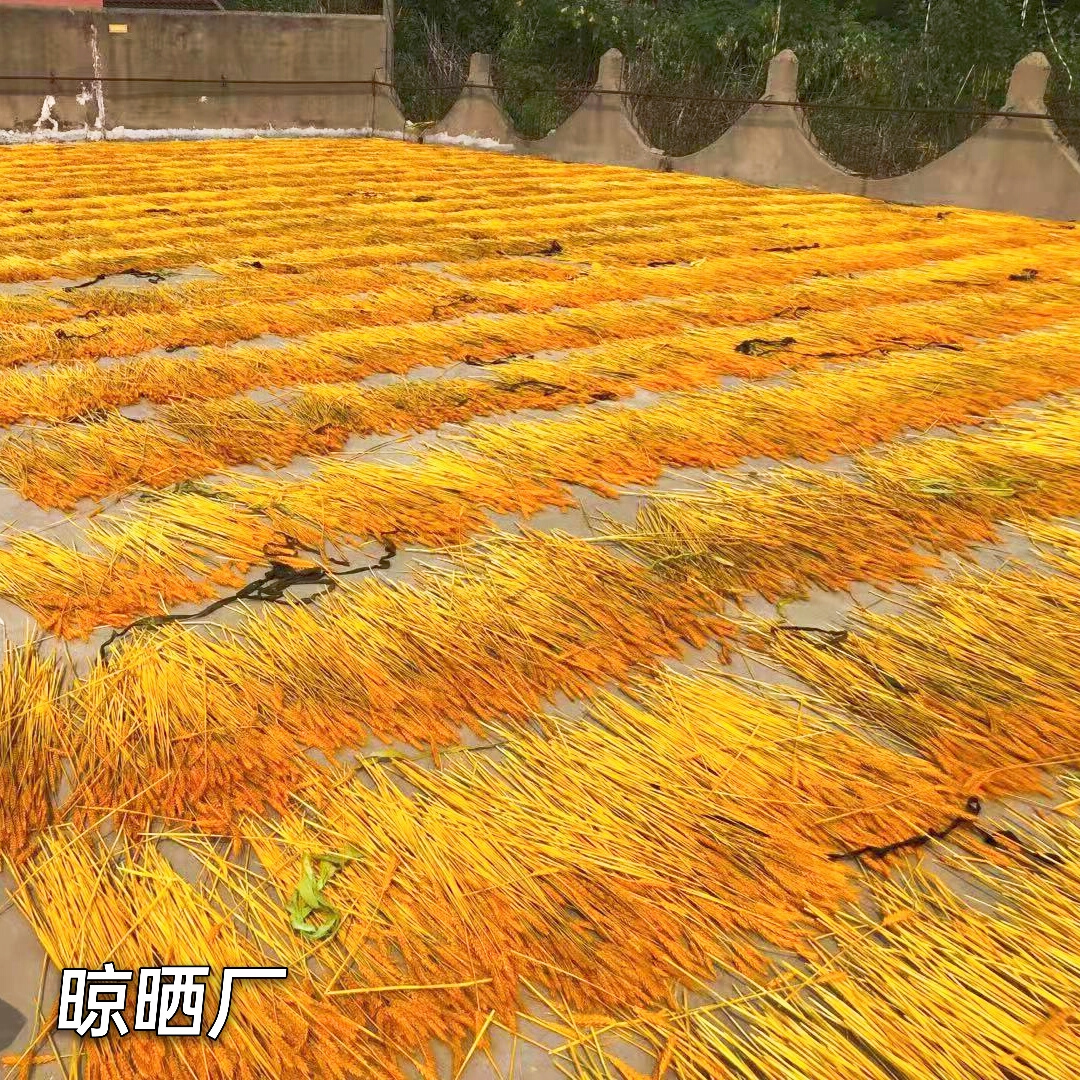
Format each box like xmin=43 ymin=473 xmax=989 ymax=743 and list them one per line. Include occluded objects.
xmin=2 ymin=73 xmax=1077 ymax=125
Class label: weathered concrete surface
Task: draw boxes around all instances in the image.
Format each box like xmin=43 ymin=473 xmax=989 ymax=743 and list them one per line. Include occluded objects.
xmin=0 ymin=870 xmax=68 ymax=1080
xmin=524 ymin=49 xmax=664 ymax=170
xmin=673 ymin=49 xmax=1080 ymax=220
xmin=430 ymin=53 xmax=517 ymax=148
xmin=0 ymin=6 xmax=99 ymax=132
xmin=866 ymin=53 xmax=1080 ymax=220
xmin=0 ymin=285 xmax=1072 ymax=1075
xmin=0 ymin=7 xmax=403 ymax=133
xmin=674 ymin=50 xmax=861 ymax=195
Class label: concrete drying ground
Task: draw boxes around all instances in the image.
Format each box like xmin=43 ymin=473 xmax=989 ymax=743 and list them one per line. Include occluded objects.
xmin=1 ymin=138 xmax=1078 ymax=1080
xmin=0 ymin=319 xmax=1062 ymax=1076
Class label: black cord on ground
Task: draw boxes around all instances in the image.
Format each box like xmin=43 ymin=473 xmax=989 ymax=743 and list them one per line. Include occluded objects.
xmin=97 ymin=532 xmax=397 ymax=664
xmin=970 ymin=824 xmax=1066 ymax=868
xmin=828 ymin=796 xmax=983 ymax=861
xmin=735 ymin=336 xmax=797 ymax=356
xmin=828 ymin=796 xmax=1067 ymax=869
xmin=64 ymin=269 xmax=165 ymax=291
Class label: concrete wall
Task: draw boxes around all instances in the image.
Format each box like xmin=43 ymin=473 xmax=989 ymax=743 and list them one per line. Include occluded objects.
xmin=864 ymin=52 xmax=1080 ymax=220
xmin=430 ymin=52 xmax=515 ymax=147
xmin=434 ymin=48 xmax=1080 ymax=221
xmin=0 ymin=6 xmax=403 ymax=133
xmin=0 ymin=7 xmax=99 ymax=132
xmin=674 ymin=50 xmax=861 ymax=195
xmin=2 ymin=7 xmax=1078 ymax=222
xmin=523 ymin=49 xmax=663 ymax=170
xmin=0 ymin=0 xmax=100 ymax=7
xmin=428 ymin=49 xmax=664 ymax=168
xmin=672 ymin=48 xmax=1080 ymax=221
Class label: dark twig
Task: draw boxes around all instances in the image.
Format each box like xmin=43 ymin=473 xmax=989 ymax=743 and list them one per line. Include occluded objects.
xmin=828 ymin=796 xmax=983 ymax=861
xmin=98 ymin=533 xmax=397 ymax=663
xmin=64 ymin=269 xmax=164 ymax=291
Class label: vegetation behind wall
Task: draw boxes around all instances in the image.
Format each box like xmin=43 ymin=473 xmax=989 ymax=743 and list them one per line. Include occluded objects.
xmin=223 ymin=0 xmax=1080 ymax=176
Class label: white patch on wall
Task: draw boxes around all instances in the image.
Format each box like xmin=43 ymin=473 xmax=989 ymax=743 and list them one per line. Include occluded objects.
xmin=34 ymin=96 xmax=58 ymax=132
xmin=76 ymin=86 xmax=92 ymax=107
xmin=0 ymin=126 xmax=410 ymax=145
xmin=423 ymin=132 xmax=515 ymax=152
xmin=89 ymin=24 xmax=106 ymax=131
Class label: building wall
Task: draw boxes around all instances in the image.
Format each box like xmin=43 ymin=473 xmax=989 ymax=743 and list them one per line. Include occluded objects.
xmin=0 ymin=0 xmax=101 ymax=7
xmin=0 ymin=7 xmax=397 ymax=132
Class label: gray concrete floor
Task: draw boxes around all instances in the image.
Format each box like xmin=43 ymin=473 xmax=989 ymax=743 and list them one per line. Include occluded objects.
xmin=0 ymin=266 xmax=1070 ymax=1079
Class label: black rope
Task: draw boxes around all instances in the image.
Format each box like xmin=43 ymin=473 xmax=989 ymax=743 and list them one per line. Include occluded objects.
xmin=97 ymin=532 xmax=397 ymax=663
xmin=64 ymin=269 xmax=164 ymax=291
xmin=0 ymin=74 xmax=399 ymax=87
xmin=735 ymin=336 xmax=797 ymax=356
xmin=3 ymin=73 xmax=1078 ymax=124
xmin=970 ymin=824 xmax=1066 ymax=869
xmin=54 ymin=325 xmax=110 ymax=342
xmin=497 ymin=239 xmax=563 ymax=257
xmin=764 ymin=242 xmax=822 ymax=254
xmin=828 ymin=796 xmax=1066 ymax=868
xmin=828 ymin=796 xmax=983 ymax=861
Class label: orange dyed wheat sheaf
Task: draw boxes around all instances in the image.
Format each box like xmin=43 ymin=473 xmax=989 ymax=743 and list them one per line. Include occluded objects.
xmin=3 ymin=135 xmax=1080 ymax=1080
xmin=67 ymin=532 xmax=729 ymax=833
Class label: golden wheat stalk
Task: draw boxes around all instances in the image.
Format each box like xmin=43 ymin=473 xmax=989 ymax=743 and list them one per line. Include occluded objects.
xmin=66 ymin=530 xmax=727 ymax=830
xmin=5 ymin=224 xmax=1074 ymax=367
xmin=617 ymin=389 xmax=1080 ymax=600
xmin=757 ymin=519 xmax=1080 ymax=795
xmin=578 ymin=818 xmax=1080 ymax=1080
xmin=0 ymin=169 xmax=1048 ymax=283
xmin=0 ymin=642 xmax=66 ymax=868
xmin=6 ymin=305 xmax=1080 ymax=636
